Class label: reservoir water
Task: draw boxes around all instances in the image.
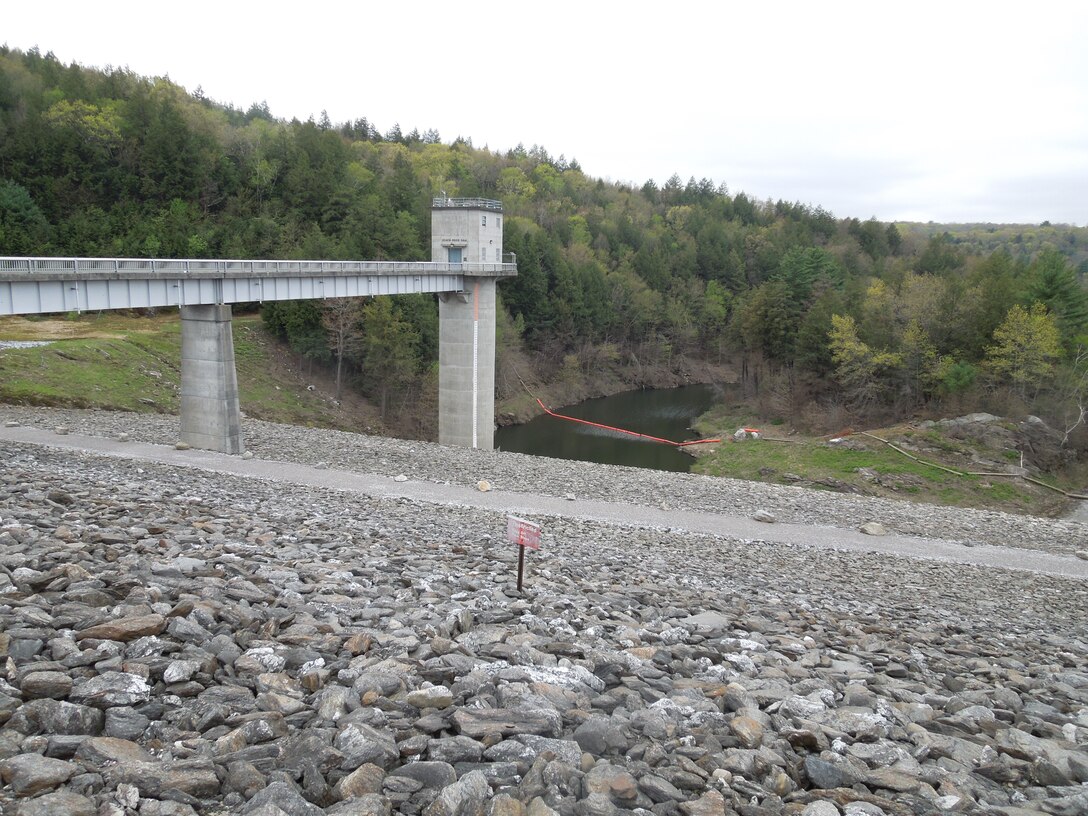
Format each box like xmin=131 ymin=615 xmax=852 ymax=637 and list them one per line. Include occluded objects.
xmin=495 ymin=383 xmax=721 ymax=472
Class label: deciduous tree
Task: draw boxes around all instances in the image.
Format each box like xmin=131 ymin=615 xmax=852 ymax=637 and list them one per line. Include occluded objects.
xmin=828 ymin=314 xmax=903 ymax=409
xmin=985 ymin=303 xmax=1062 ymax=398
xmin=322 ymin=298 xmax=365 ymax=400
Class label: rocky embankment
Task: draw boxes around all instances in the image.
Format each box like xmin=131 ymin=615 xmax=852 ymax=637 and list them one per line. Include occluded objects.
xmin=1 ymin=408 xmax=1087 ymax=816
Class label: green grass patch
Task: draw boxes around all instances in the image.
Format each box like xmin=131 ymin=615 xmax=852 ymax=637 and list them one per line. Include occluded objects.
xmin=688 ymin=399 xmax=1083 ymax=514
xmin=691 ymin=434 xmax=1064 ymax=513
xmin=0 ymin=312 xmax=367 ymax=431
xmin=231 ymin=317 xmax=352 ymax=427
xmin=692 ymin=403 xmax=761 ymax=439
xmin=984 ymin=481 xmax=1022 ymax=502
xmin=0 ymin=334 xmax=182 ymax=413
xmin=697 ymin=439 xmax=957 ymax=483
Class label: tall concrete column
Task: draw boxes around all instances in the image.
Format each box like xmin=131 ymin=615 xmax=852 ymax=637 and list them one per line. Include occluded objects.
xmin=439 ymin=277 xmax=497 ymax=450
xmin=180 ymin=304 xmax=244 ymax=454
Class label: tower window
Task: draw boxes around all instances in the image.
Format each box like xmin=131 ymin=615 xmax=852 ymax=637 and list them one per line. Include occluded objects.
xmin=482 ymin=215 xmax=487 ymax=227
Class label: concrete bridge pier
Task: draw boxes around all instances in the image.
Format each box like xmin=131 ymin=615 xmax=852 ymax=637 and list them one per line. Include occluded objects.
xmin=179 ymin=304 xmax=244 ymax=454
xmin=439 ymin=277 xmax=497 ymax=450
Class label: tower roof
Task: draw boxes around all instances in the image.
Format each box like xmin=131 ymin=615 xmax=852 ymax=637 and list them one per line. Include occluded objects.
xmin=431 ymin=197 xmax=503 ymax=212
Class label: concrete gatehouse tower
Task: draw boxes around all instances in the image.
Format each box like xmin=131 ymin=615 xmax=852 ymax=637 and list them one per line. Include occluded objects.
xmin=432 ymin=197 xmax=507 ymax=450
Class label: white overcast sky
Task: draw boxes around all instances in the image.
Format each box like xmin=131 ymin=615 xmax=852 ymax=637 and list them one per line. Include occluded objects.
xmin=5 ymin=1 xmax=1087 ymax=225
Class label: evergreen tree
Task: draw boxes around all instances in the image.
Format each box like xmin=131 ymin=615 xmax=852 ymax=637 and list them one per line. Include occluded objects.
xmin=1026 ymin=248 xmax=1088 ymax=346
xmin=359 ymin=297 xmax=419 ymax=419
xmin=0 ymin=179 xmax=52 ymax=253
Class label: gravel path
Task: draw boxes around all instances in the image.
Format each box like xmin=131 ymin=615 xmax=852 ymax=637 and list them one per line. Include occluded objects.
xmin=1 ymin=406 xmax=1085 ymax=555
xmin=1 ymin=407 xmax=1086 ymax=816
xmin=0 ymin=424 xmax=1085 ymax=581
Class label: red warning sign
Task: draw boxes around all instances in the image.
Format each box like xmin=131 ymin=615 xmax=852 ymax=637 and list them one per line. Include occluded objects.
xmin=507 ymin=516 xmax=541 ymax=549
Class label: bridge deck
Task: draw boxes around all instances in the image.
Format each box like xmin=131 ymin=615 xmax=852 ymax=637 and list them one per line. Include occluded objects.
xmin=0 ymin=257 xmax=516 ymax=316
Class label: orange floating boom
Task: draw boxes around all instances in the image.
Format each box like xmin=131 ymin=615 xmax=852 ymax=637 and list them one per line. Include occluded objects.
xmin=535 ymin=399 xmax=721 ymax=447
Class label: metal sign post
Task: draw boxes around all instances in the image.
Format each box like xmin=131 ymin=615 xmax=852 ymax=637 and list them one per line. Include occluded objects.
xmin=507 ymin=516 xmax=541 ymax=592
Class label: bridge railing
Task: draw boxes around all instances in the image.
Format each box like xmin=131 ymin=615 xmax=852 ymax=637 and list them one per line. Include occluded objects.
xmin=431 ymin=197 xmax=503 ymax=211
xmin=0 ymin=257 xmax=517 ymax=277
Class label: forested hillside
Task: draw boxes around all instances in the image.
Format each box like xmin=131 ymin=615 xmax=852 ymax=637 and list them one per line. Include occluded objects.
xmin=2 ymin=46 xmax=1087 ymax=453
xmin=897 ymin=222 xmax=1088 ymax=272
